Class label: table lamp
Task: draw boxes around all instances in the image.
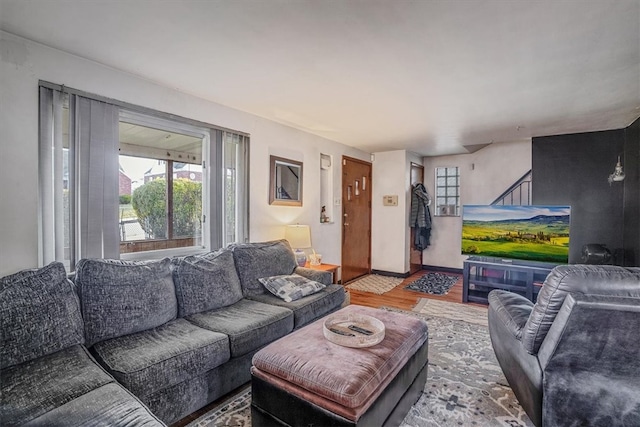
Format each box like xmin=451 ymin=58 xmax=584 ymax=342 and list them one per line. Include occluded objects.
xmin=285 ymin=224 xmax=311 ymax=267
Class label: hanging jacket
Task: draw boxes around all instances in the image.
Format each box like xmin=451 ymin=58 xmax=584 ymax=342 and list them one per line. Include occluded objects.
xmin=410 ymin=183 xmax=432 ymax=250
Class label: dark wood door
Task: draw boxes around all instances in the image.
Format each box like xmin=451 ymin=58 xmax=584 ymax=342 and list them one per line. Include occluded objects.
xmin=409 ymin=162 xmax=424 ymax=274
xmin=341 ymin=156 xmax=372 ymax=284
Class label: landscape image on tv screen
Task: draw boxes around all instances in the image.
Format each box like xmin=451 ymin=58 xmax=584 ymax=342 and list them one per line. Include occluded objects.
xmin=461 ymin=205 xmax=571 ymax=264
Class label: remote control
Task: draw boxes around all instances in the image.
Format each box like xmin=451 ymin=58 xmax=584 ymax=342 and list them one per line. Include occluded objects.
xmin=329 ymin=327 xmax=355 ymax=337
xmin=348 ymin=325 xmax=373 ymax=335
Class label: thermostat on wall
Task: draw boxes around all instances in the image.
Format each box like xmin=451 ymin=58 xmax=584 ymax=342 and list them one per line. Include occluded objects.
xmin=383 ymin=195 xmax=398 ymax=206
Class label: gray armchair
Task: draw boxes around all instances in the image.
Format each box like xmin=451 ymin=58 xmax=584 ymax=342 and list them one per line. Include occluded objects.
xmin=488 ymin=265 xmax=640 ymax=426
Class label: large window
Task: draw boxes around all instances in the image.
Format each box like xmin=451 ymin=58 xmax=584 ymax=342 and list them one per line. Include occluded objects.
xmin=39 ymin=84 xmax=249 ymax=270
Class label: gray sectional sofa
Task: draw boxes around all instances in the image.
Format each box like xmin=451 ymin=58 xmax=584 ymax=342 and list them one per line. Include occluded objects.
xmin=1 ymin=240 xmax=346 ymax=426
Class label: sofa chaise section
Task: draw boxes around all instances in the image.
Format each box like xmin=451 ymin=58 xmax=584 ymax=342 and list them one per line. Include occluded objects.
xmin=0 ymin=262 xmax=162 ymax=427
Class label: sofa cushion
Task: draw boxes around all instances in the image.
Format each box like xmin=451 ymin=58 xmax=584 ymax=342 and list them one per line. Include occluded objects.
xmin=249 ymin=284 xmax=346 ymax=328
xmin=75 ymin=258 xmax=177 ymax=347
xmin=259 ymin=274 xmax=326 ymax=302
xmin=91 ymin=318 xmax=230 ymax=397
xmin=0 ymin=345 xmax=114 ymax=425
xmin=231 ymin=240 xmax=297 ymax=297
xmin=522 ymin=265 xmax=640 ymax=354
xmin=23 ymin=382 xmax=165 ymax=427
xmin=294 ymin=266 xmax=333 ymax=285
xmin=173 ymin=249 xmax=243 ymax=317
xmin=186 ymin=299 xmax=293 ymax=357
xmin=0 ymin=262 xmax=84 ymax=369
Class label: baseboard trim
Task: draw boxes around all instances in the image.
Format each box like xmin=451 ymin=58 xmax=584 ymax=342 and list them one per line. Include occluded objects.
xmin=421 ymin=264 xmax=463 ymax=275
xmin=370 ymin=269 xmax=411 ymax=278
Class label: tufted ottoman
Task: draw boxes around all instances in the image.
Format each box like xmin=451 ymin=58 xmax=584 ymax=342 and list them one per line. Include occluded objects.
xmin=250 ymin=304 xmax=429 ymax=426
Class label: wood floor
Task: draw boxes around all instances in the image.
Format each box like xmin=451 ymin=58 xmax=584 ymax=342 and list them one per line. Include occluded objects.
xmin=171 ymin=269 xmax=480 ymax=427
xmin=348 ymin=268 xmax=469 ymax=310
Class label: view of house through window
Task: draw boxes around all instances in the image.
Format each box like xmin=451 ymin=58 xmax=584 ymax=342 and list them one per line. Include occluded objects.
xmin=118 ymin=122 xmax=204 ymax=254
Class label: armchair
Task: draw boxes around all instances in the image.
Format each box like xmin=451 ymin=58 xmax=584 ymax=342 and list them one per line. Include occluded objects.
xmin=488 ymin=264 xmax=640 ymax=426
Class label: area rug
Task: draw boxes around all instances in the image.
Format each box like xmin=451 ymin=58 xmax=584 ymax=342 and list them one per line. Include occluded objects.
xmin=404 ymin=272 xmax=459 ymax=295
xmin=413 ymin=297 xmax=488 ymax=327
xmin=185 ymin=300 xmax=532 ymax=427
xmin=345 ymin=274 xmax=404 ymax=294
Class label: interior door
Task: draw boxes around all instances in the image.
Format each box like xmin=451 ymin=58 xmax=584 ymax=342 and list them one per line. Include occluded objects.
xmin=341 ymin=156 xmax=372 ymax=284
xmin=409 ymin=162 xmax=424 ymax=275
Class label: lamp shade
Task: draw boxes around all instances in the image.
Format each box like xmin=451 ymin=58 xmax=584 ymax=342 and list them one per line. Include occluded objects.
xmin=285 ymin=225 xmax=311 ymax=249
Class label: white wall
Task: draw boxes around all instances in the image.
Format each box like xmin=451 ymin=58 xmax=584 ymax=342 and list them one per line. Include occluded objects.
xmin=422 ymin=140 xmax=532 ymax=269
xmin=370 ymin=150 xmax=424 ymax=274
xmin=371 ymin=150 xmax=407 ymax=273
xmin=0 ymin=32 xmax=369 ymax=276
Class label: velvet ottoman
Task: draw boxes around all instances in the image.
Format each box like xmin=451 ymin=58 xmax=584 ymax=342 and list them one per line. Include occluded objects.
xmin=250 ymin=305 xmax=429 ymax=426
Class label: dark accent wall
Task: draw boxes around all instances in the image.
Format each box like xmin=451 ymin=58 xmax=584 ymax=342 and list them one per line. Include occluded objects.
xmin=623 ymin=117 xmax=640 ymax=266
xmin=532 ymin=130 xmax=627 ymax=264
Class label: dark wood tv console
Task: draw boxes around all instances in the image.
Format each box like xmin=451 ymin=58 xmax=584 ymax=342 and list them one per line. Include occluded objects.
xmin=462 ymin=256 xmax=558 ymax=304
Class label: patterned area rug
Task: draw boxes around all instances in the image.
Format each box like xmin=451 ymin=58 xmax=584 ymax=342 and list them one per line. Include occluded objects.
xmin=405 ymin=272 xmax=459 ymax=295
xmin=185 ymin=302 xmax=533 ymax=427
xmin=345 ymin=274 xmax=404 ymax=294
xmin=413 ymin=298 xmax=488 ymax=327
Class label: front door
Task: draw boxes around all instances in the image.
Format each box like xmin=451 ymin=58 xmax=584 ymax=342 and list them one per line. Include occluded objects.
xmin=341 ymin=156 xmax=372 ymax=284
xmin=409 ymin=162 xmax=424 ymax=274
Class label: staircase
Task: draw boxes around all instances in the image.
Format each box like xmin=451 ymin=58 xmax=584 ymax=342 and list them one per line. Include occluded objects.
xmin=491 ymin=170 xmax=532 ymax=205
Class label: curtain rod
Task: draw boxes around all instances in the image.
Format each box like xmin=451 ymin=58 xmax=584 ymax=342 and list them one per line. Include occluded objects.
xmin=39 ymin=80 xmax=250 ymax=137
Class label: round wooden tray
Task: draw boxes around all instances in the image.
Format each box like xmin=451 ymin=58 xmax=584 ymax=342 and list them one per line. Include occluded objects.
xmin=323 ymin=313 xmax=385 ymax=348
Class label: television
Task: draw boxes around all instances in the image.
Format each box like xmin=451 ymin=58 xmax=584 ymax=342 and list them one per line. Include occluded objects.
xmin=461 ymin=205 xmax=571 ymax=264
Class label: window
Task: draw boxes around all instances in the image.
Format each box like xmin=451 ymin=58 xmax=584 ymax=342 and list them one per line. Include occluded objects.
xmin=435 ymin=166 xmax=460 ymax=216
xmin=118 ymin=118 xmax=206 ymax=254
xmin=39 ymin=84 xmax=249 ymax=270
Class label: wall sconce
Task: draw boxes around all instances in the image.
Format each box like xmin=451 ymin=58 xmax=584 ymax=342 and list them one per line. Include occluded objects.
xmin=284 ymin=224 xmax=311 ymax=266
xmin=608 ymin=155 xmax=625 ymax=185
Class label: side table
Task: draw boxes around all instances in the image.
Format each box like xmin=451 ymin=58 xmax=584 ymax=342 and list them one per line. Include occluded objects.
xmin=304 ymin=262 xmax=340 ymax=284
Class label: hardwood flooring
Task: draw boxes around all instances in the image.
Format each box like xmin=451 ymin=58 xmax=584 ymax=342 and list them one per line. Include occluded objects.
xmin=348 ymin=268 xmax=471 ymax=310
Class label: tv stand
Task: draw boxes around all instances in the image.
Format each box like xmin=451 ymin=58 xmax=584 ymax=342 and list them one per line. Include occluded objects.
xmin=462 ymin=256 xmax=558 ymax=304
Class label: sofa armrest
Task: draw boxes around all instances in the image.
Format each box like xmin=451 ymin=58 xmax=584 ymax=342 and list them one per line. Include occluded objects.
xmin=538 ymin=293 xmax=640 ymax=426
xmin=488 ymin=290 xmax=533 ymax=341
xmin=294 ymin=267 xmax=332 ymax=286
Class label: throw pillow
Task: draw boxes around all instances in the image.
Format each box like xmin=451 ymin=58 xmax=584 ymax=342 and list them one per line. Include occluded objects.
xmin=258 ymin=274 xmax=326 ymax=303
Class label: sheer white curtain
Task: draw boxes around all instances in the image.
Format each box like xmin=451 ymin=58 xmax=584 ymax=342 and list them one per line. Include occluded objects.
xmin=39 ymin=87 xmax=120 ymax=268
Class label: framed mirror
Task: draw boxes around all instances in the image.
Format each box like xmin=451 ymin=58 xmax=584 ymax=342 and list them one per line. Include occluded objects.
xmin=269 ymin=155 xmax=303 ymax=206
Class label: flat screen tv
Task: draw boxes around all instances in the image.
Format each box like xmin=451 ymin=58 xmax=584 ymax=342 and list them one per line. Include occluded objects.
xmin=461 ymin=205 xmax=571 ymax=264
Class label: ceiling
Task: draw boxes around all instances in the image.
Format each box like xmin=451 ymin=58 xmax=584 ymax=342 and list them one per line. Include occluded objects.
xmin=1 ymin=0 xmax=639 ymax=156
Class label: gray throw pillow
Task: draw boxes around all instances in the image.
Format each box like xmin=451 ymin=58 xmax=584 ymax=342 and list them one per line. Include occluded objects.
xmin=173 ymin=249 xmax=244 ymax=317
xmin=258 ymin=274 xmax=326 ymax=303
xmin=0 ymin=262 xmax=84 ymax=369
xmin=75 ymin=258 xmax=177 ymax=347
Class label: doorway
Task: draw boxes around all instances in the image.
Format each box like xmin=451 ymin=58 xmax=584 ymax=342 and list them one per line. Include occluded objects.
xmin=409 ymin=162 xmax=424 ymax=275
xmin=341 ymin=156 xmax=372 ymax=284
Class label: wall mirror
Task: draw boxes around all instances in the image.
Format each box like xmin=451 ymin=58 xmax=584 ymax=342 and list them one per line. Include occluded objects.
xmin=269 ymin=155 xmax=303 ymax=206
